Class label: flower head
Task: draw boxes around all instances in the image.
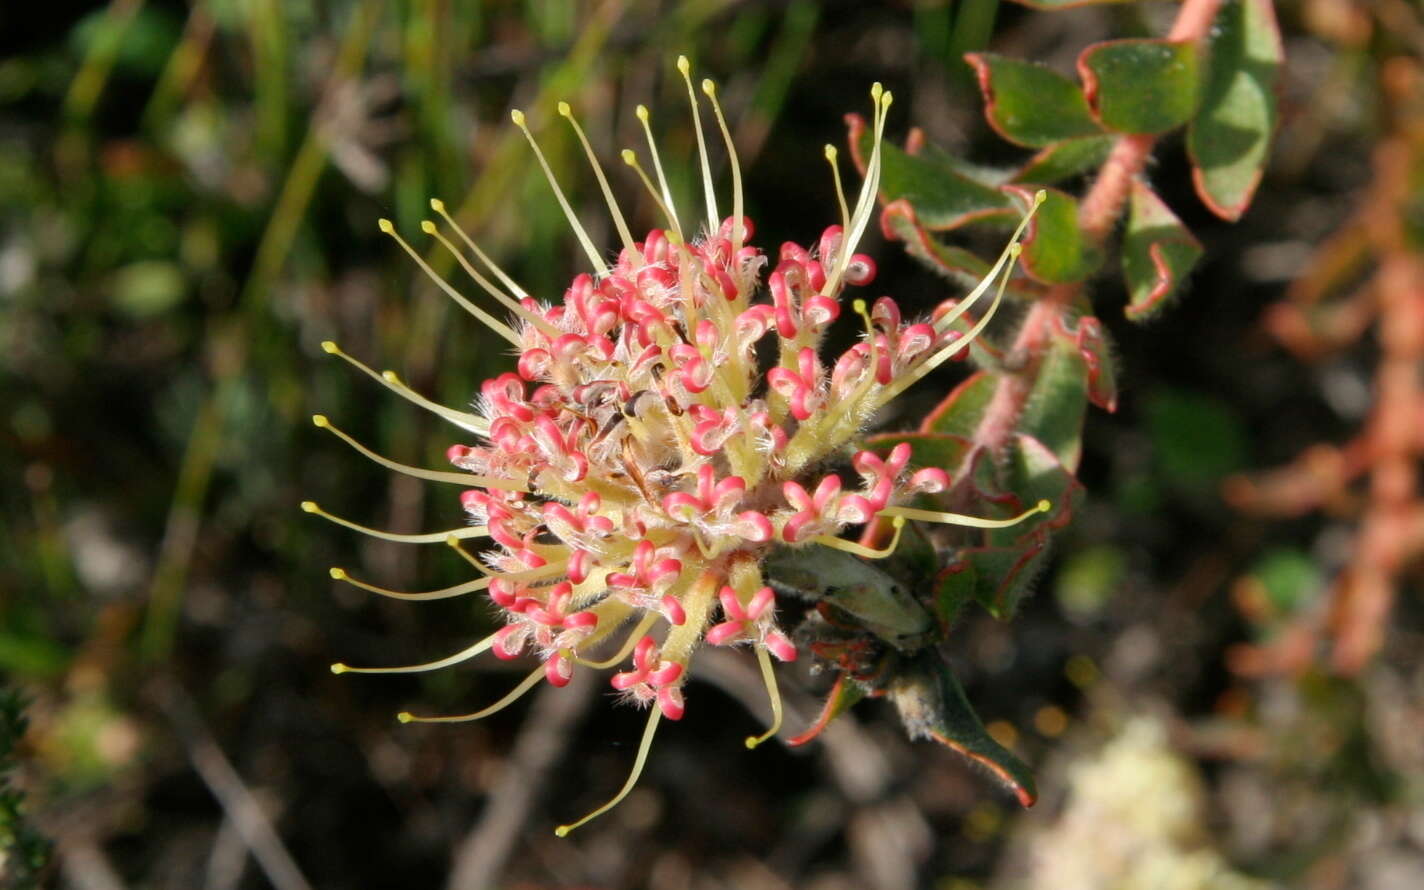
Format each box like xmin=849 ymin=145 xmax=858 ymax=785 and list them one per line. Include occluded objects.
xmin=310 ymin=57 xmax=1046 ymax=835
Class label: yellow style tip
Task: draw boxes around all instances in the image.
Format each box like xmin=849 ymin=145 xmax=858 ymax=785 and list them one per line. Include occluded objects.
xmin=429 ymin=197 xmax=445 ymax=212
xmin=311 ymin=414 xmax=329 ymax=427
xmin=881 ymin=90 xmax=894 ymax=109
xmin=700 ymin=78 xmax=716 ymax=96
xmin=1033 ymin=189 xmax=1047 ymax=206
xmin=420 ymin=220 xmax=437 ymax=234
xmin=377 ymin=218 xmax=394 ymax=234
xmin=824 ymin=144 xmax=838 ymax=161
xmin=396 ymin=711 xmax=414 ymax=723
xmin=328 ymin=567 xmax=346 ymax=579
xmin=554 ymin=825 xmax=572 ymax=838
xmin=635 ymin=104 xmax=649 ymax=121
xmin=300 ymin=501 xmax=318 ymax=513
xmin=444 ymin=534 xmax=463 ymax=548
xmin=557 ymin=100 xmax=572 ymax=116
xmin=620 ymin=148 xmax=636 ymax=165
xmin=890 ymin=515 xmax=906 ymax=530
xmin=1036 ymin=499 xmax=1051 ymax=513
xmin=852 ymin=298 xmax=868 ymax=314
xmin=1009 ymin=243 xmax=1023 ymax=258
xmin=320 ymin=340 xmax=339 ymax=354
xmin=676 ymin=55 xmax=691 ymax=74
xmin=330 ymin=663 xmax=348 ymax=674
xmin=744 ymin=735 xmax=762 ymax=750
xmin=871 ymin=82 xmax=883 ymax=100
xmin=381 ymin=370 xmax=401 ymax=383
xmin=510 ymin=108 xmax=526 ymax=126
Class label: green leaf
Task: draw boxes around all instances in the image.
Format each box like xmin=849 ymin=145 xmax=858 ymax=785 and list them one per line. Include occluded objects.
xmin=788 ymin=673 xmax=868 ymax=746
xmin=964 ymin=54 xmax=1102 ymax=148
xmin=848 ymin=114 xmax=1015 ymax=230
xmin=1071 ymin=316 xmax=1118 ymax=412
xmin=890 ymin=653 xmax=1037 ymax=807
xmin=1188 ymin=0 xmax=1283 ymax=220
xmin=1010 ymin=135 xmax=1114 ymax=185
xmin=931 ymin=558 xmax=976 ymax=631
xmin=762 ymin=546 xmax=934 ymax=652
xmin=1003 ymin=186 xmax=1099 ymax=284
xmin=865 ymin=431 xmax=974 ymax=474
xmin=1078 ymin=38 xmax=1202 ymax=134
xmin=881 ymin=199 xmax=994 ymax=281
xmin=1019 ymin=328 xmax=1089 ymax=471
xmin=990 ymin=435 xmax=1084 ymax=614
xmin=999 ymin=434 xmax=1083 ymax=540
xmin=881 ymin=200 xmax=1047 ymax=306
xmin=944 ymin=436 xmax=1085 ymax=619
xmin=956 ymin=544 xmax=1048 ymax=620
xmin=1122 ymin=181 xmax=1203 ymax=321
xmin=923 ymin=371 xmax=997 ymax=437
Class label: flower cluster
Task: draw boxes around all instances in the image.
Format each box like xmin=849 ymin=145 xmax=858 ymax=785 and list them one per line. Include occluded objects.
xmin=308 ymin=58 xmax=1043 ymax=835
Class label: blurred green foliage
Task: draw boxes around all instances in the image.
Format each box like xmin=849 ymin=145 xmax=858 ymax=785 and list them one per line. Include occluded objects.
xmin=1248 ymin=548 xmax=1323 ymax=615
xmin=0 ymin=688 xmax=50 ymax=888
xmin=1145 ymin=387 xmax=1248 ymax=494
xmin=1053 ymin=543 xmax=1126 ymax=622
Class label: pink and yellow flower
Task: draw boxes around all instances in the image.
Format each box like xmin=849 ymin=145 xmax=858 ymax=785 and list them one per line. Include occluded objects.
xmin=307 ymin=57 xmax=1044 ymax=835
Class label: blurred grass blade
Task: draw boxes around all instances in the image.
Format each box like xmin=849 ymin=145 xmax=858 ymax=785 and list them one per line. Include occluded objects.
xmin=64 ymin=0 xmax=146 ymax=123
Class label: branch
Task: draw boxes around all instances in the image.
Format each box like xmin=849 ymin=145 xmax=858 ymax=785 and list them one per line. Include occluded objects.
xmin=154 ymin=678 xmax=315 ymax=890
xmin=445 ymin=669 xmax=597 ymax=890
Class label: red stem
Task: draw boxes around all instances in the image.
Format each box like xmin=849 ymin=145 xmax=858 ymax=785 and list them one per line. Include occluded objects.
xmin=1078 ymin=134 xmax=1155 ymax=244
xmin=1331 ymin=138 xmax=1423 ymax=672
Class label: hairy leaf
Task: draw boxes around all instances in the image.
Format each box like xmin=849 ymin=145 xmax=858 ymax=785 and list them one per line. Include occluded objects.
xmin=1123 ymin=181 xmax=1203 ymax=321
xmin=885 ymin=202 xmax=993 ymax=275
xmin=880 ymin=200 xmax=1047 ymax=311
xmin=948 ymin=435 xmax=1085 ymax=618
xmin=890 ymin=653 xmax=1037 ymax=807
xmin=1071 ymin=315 xmax=1119 ymax=412
xmin=881 ymin=199 xmax=994 ymax=284
xmin=787 ymin=673 xmax=868 ymax=747
xmin=923 ymin=371 xmax=998 ymax=438
xmin=1020 ymin=328 xmax=1091 ymax=471
xmin=965 ymin=53 xmax=1102 ymax=148
xmin=1188 ymin=0 xmax=1283 ymax=220
xmin=848 ymin=114 xmax=1015 ymax=230
xmin=1010 ymin=135 xmax=1115 ymax=185
xmin=931 ymin=557 xmax=976 ymax=632
xmin=1003 ymin=186 xmax=1099 ymax=284
xmin=1079 ymin=38 xmax=1202 ymax=134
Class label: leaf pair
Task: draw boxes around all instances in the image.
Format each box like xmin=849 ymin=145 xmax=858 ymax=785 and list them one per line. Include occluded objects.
xmin=968 ymin=0 xmax=1282 ymax=219
xmin=870 ymin=0 xmax=1280 ymax=320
